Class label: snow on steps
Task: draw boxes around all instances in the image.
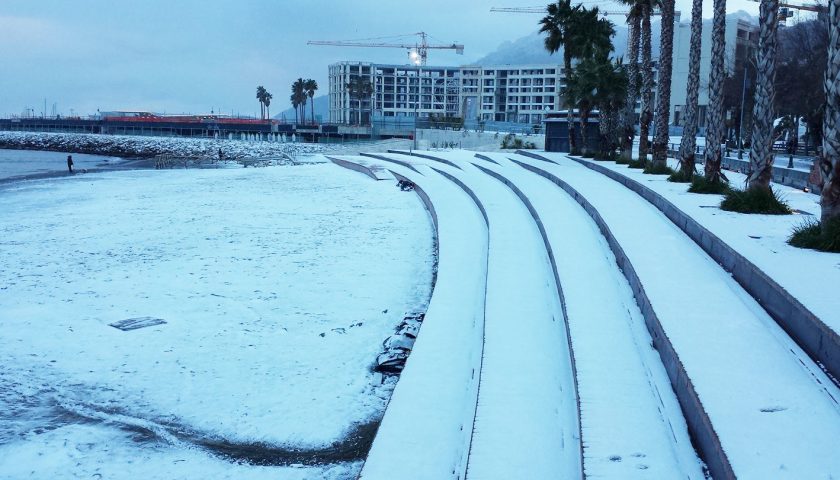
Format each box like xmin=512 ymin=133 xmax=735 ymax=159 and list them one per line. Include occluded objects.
xmin=528 ymin=151 xmax=840 ymax=384
xmin=326 ymin=156 xmax=394 ymax=181
xmin=511 ymin=152 xmax=840 ymax=480
xmin=468 ymin=152 xmax=705 ymax=479
xmin=385 ymin=151 xmax=582 ymax=479
xmin=329 ymin=155 xmax=488 ymax=480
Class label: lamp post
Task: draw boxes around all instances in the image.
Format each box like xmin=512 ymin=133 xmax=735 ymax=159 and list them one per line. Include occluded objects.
xmin=413 ymin=78 xmax=420 ymax=151
xmin=737 ymin=56 xmax=756 ymax=160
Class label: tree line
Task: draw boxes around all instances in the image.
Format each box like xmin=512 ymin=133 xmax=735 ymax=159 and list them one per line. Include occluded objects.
xmin=254 ymin=79 xmax=319 ymax=124
xmin=291 ymin=78 xmax=319 ymax=124
xmin=539 ymin=0 xmax=840 ymax=250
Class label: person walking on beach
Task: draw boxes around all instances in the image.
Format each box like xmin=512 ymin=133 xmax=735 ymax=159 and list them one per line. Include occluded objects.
xmin=218 ymin=148 xmax=224 ymax=161
xmin=67 ymin=155 xmax=74 ymax=173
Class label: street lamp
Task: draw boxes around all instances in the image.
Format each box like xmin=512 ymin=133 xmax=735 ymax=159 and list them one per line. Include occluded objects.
xmin=737 ymin=55 xmax=756 ymax=160
xmin=413 ymin=80 xmax=419 ymax=151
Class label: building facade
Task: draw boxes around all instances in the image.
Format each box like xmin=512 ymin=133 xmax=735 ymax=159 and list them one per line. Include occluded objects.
xmin=668 ymin=16 xmax=759 ymax=130
xmin=329 ymin=62 xmax=564 ymax=125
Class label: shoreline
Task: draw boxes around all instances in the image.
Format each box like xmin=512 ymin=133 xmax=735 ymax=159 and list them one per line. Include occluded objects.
xmin=0 ymin=157 xmax=159 ymax=186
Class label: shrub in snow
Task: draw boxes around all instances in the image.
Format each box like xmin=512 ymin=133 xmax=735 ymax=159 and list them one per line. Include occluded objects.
xmin=720 ymin=186 xmax=792 ymax=215
xmin=688 ymin=175 xmax=731 ymax=194
xmin=789 ymin=217 xmax=840 ymax=252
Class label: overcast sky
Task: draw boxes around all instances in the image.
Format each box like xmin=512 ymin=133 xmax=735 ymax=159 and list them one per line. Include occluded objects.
xmin=0 ymin=0 xmax=761 ymax=118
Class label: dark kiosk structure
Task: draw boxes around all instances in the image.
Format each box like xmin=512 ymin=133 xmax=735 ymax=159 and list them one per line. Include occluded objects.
xmin=543 ymin=111 xmax=602 ymax=153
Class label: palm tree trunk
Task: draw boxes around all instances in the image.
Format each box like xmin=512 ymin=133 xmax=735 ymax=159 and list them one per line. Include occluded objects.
xmin=652 ymin=0 xmax=677 ymax=168
xmin=747 ymin=0 xmax=780 ymax=191
xmin=820 ymin=0 xmax=840 ymax=223
xmin=678 ymin=0 xmax=704 ymax=176
xmin=564 ymin=50 xmax=578 ymax=154
xmin=579 ymin=107 xmax=589 ymax=156
xmin=310 ymin=97 xmax=315 ymax=124
xmin=621 ymin=15 xmax=642 ymax=162
xmin=639 ymin=5 xmax=654 ymax=161
xmin=704 ymin=0 xmax=727 ymax=183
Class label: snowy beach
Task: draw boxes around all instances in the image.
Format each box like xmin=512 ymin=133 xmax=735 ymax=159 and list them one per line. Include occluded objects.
xmin=0 ymin=159 xmax=435 ymax=479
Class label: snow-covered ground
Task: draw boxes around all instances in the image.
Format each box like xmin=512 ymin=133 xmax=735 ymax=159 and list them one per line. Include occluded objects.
xmin=0 ymin=158 xmax=434 ymax=479
xmin=574 ymin=156 xmax=838 ymax=335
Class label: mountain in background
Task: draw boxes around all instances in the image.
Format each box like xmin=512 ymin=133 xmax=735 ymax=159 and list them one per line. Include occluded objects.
xmin=275 ymin=95 xmax=329 ymax=123
xmin=474 ymin=11 xmax=756 ymax=66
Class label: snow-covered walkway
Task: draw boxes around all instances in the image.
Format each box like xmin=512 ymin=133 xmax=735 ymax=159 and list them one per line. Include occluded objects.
xmin=329 ymin=155 xmax=488 ymax=480
xmin=342 ymin=148 xmax=840 ymax=480
xmin=512 ymin=153 xmax=840 ymax=478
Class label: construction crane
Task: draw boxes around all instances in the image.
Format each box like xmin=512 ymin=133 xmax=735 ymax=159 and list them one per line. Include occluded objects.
xmin=490 ymin=5 xmax=662 ymax=16
xmin=746 ymin=0 xmax=824 ymax=22
xmin=307 ymin=32 xmax=464 ymax=66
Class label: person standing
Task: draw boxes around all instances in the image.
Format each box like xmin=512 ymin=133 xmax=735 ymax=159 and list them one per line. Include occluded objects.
xmin=67 ymin=155 xmax=74 ymax=173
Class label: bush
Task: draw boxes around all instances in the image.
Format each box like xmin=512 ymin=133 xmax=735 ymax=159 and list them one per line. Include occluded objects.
xmin=720 ymin=186 xmax=792 ymax=214
xmin=668 ymin=169 xmax=694 ymax=183
xmin=643 ymin=162 xmax=675 ymax=175
xmin=628 ymin=158 xmax=646 ymax=169
xmin=615 ymin=155 xmax=630 ymax=165
xmin=500 ymin=134 xmax=536 ymax=150
xmin=689 ymin=175 xmax=731 ymax=194
xmin=789 ymin=217 xmax=840 ymax=252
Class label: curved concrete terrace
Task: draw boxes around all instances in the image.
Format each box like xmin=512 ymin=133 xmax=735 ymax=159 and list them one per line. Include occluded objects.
xmin=330 ymin=150 xmax=840 ymax=480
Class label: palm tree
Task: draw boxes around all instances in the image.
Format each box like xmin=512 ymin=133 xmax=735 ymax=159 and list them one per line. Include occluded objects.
xmin=300 ymin=94 xmax=308 ymax=125
xmin=747 ymin=0 xmax=780 ymax=191
xmin=263 ymin=91 xmax=273 ymax=120
xmin=540 ymin=0 xmax=582 ymax=153
xmin=590 ymin=57 xmax=629 ymax=158
xmin=566 ymin=52 xmax=624 ymax=157
xmin=256 ymin=85 xmax=267 ymax=119
xmin=290 ymin=93 xmax=300 ymax=124
xmin=291 ymin=78 xmax=306 ymax=124
xmin=677 ymin=0 xmax=704 ymax=176
xmin=819 ymin=0 xmax=840 ymax=223
xmin=346 ymin=75 xmax=373 ymax=126
xmin=703 ymin=0 xmax=727 ymax=183
xmin=650 ymin=0 xmax=677 ymax=169
xmin=541 ymin=3 xmax=614 ymax=154
xmin=638 ymin=2 xmax=656 ymax=160
xmin=620 ymin=12 xmax=642 ymax=162
xmin=304 ymin=79 xmax=318 ymax=124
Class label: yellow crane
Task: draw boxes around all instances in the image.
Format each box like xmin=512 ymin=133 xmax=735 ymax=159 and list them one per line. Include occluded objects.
xmin=307 ymin=32 xmax=464 ymax=66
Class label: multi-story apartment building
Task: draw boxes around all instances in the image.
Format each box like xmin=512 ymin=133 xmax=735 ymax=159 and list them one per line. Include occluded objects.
xmin=669 ymin=16 xmax=758 ymax=130
xmin=328 ymin=62 xmax=564 ymax=125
